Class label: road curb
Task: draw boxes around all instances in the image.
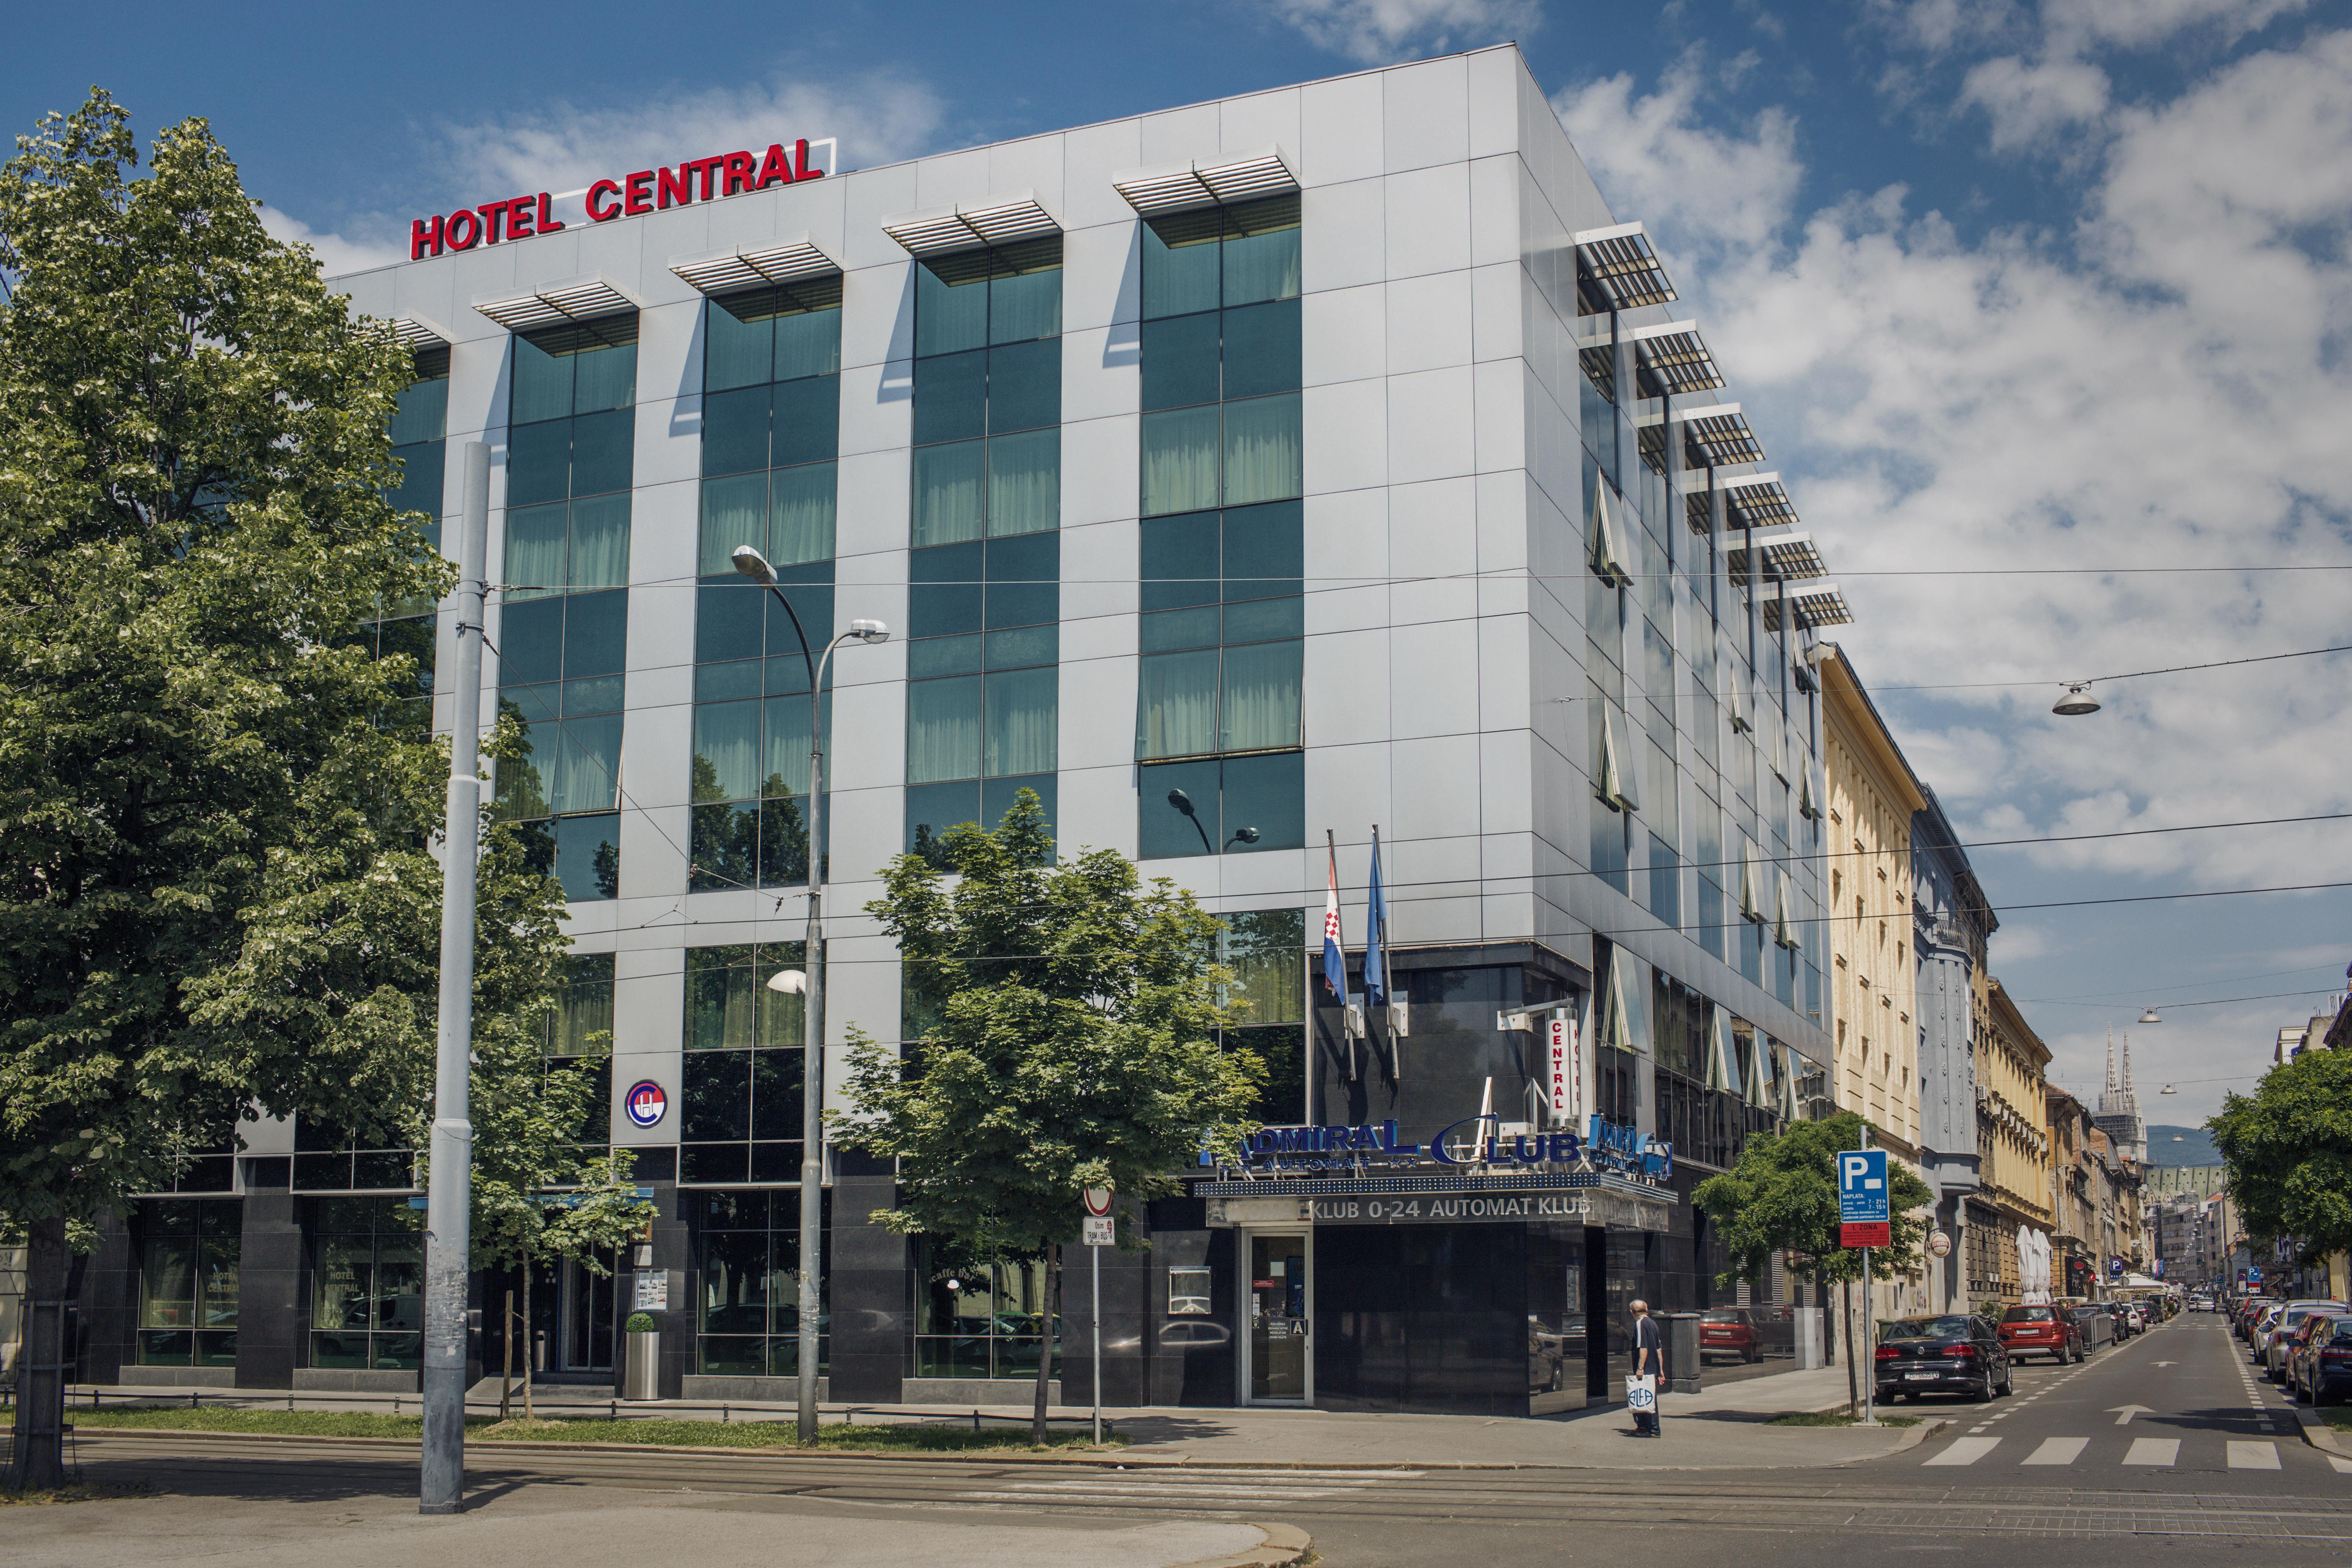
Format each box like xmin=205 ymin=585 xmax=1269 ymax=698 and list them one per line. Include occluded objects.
xmin=1172 ymin=1523 xmax=1313 ymax=1568
xmin=75 ymin=1421 xmax=1919 ymax=1474
xmin=2295 ymin=1409 xmax=2348 ymax=1457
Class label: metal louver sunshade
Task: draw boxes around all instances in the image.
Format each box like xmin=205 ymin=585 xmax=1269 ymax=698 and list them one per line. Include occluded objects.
xmin=1726 ymin=530 xmax=1827 ymax=582
xmin=672 ymin=238 xmax=840 ymax=294
xmin=1625 ymin=319 xmax=1725 ymax=394
xmin=474 ymin=275 xmax=641 ymax=331
xmin=1572 ymin=220 xmax=1679 ymax=310
xmin=1762 ymin=584 xmax=1855 ymax=632
xmin=1678 ymin=402 xmax=1766 ymax=468
xmin=882 ymin=194 xmax=1062 ymax=257
xmin=390 ymin=316 xmax=451 ymax=348
xmin=1721 ymin=471 xmax=1799 ymax=530
xmin=1115 ymin=149 xmax=1300 ymax=214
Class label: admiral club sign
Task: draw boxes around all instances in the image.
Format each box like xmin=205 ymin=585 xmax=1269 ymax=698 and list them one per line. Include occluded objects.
xmin=410 ymin=137 xmax=832 ymax=260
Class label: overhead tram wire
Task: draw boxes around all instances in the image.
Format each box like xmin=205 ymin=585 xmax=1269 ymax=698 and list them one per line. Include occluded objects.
xmin=2016 ymin=962 xmax=2352 ymax=1003
xmin=587 ymin=875 xmax=2352 ymax=972
xmin=2014 ymin=987 xmax=2347 ymax=1011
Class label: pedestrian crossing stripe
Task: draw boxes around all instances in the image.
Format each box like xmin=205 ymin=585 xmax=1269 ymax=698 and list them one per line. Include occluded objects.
xmin=1922 ymin=1437 xmax=2285 ymax=1470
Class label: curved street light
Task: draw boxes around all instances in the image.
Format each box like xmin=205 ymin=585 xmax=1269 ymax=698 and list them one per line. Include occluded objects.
xmin=731 ymin=544 xmax=886 ymax=1444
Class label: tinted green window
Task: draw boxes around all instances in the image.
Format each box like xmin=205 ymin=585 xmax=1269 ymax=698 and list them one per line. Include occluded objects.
xmin=1141 ymin=314 xmax=1221 ymax=411
xmin=912 ymin=351 xmax=987 ymax=445
xmin=703 ymin=386 xmax=771 ymax=476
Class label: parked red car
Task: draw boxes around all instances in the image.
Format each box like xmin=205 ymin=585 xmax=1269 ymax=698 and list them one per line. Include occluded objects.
xmin=1997 ymin=1304 xmax=2084 ymax=1364
xmin=1699 ymin=1306 xmax=1764 ymax=1364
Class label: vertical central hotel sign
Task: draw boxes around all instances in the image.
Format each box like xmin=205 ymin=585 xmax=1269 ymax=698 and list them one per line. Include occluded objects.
xmin=1547 ymin=1011 xmax=1581 ymax=1124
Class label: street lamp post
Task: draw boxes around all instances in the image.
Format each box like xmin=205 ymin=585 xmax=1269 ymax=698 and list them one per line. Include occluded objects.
xmin=731 ymin=545 xmax=887 ymax=1445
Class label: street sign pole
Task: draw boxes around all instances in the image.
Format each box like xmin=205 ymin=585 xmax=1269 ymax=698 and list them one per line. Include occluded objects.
xmin=1860 ymin=1126 xmax=1875 ymax=1429
xmin=1082 ymin=1185 xmax=1114 ymax=1445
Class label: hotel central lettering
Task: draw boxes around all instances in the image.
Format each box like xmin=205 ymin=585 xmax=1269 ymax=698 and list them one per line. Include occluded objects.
xmin=408 ymin=138 xmax=828 ymax=260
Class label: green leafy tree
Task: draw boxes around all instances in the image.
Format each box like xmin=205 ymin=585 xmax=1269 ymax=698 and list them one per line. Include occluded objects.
xmin=2209 ymin=1047 xmax=2352 ymax=1267
xmin=835 ymin=792 xmax=1264 ymax=1442
xmin=1693 ymin=1111 xmax=1935 ymax=1412
xmin=0 ymin=91 xmax=531 ymax=1487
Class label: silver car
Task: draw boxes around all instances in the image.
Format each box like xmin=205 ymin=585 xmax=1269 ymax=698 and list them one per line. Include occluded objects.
xmin=2264 ymin=1302 xmax=2348 ymax=1381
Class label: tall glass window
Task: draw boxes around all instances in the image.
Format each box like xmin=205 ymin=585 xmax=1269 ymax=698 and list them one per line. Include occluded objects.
xmin=905 ymin=239 xmax=1063 ymax=862
xmin=363 ymin=345 xmax=449 ymax=724
xmin=135 ymin=1198 xmax=240 ymax=1367
xmin=309 ymin=1196 xmax=423 ymax=1372
xmin=694 ymin=1188 xmax=827 ymax=1378
xmin=1135 ymin=197 xmax=1302 ymax=858
xmin=694 ymin=279 xmax=844 ymax=892
xmin=496 ymin=316 xmax=639 ymax=902
xmin=1221 ymin=908 xmax=1307 ymax=1123
xmin=911 ymin=1239 xmax=1056 ymax=1383
xmin=679 ymin=942 xmax=807 ymax=1185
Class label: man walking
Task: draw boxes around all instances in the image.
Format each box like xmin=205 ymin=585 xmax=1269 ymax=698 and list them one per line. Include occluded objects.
xmin=1631 ymin=1299 xmax=1664 ymax=1437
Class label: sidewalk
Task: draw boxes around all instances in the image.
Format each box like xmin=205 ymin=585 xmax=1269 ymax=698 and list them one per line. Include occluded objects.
xmin=66 ymin=1362 xmax=1914 ymax=1472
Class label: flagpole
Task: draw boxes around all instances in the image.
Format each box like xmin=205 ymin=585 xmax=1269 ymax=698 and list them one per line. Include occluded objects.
xmin=1371 ymin=824 xmax=1398 ymax=1083
xmin=1324 ymin=829 xmax=1354 ymax=1084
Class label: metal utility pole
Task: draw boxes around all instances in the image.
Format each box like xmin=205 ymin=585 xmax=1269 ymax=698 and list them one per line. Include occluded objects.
xmin=731 ymin=545 xmax=886 ymax=1446
xmin=421 ymin=443 xmax=491 ymax=1515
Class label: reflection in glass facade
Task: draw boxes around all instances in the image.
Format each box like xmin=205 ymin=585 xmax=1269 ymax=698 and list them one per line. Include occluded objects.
xmin=905 ymin=238 xmax=1062 ymax=862
xmin=1136 ymin=197 xmax=1302 ymax=857
xmin=694 ymin=280 xmax=843 ymax=891
xmin=362 ymin=344 xmax=449 ymax=724
xmin=497 ymin=316 xmax=639 ymax=902
xmin=911 ymin=1239 xmax=1056 ymax=1383
xmin=310 ymin=1196 xmax=423 ymax=1371
xmin=680 ymin=942 xmax=808 ymax=1185
xmin=695 ymin=1188 xmax=827 ymax=1377
xmin=136 ymin=1198 xmax=241 ymax=1367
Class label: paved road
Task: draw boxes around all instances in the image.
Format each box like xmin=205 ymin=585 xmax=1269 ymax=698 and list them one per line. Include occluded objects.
xmin=53 ymin=1311 xmax=2349 ymax=1565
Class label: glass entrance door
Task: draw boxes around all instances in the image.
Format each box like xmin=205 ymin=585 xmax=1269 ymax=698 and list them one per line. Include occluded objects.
xmin=561 ymin=1253 xmax=617 ymax=1372
xmin=1244 ymin=1232 xmax=1311 ymax=1403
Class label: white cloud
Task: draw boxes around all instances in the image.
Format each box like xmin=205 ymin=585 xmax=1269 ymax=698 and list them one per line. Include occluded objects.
xmin=1958 ymin=55 xmax=2112 ymax=150
xmin=434 ymin=69 xmax=948 ymax=198
xmin=1552 ymin=56 xmax=1802 ymax=262
xmin=259 ymin=204 xmax=403 ymax=277
xmin=1266 ymin=0 xmax=1539 ymax=64
xmin=2040 ymin=0 xmax=2310 ymax=53
xmin=1553 ymin=34 xmax=2352 ymax=893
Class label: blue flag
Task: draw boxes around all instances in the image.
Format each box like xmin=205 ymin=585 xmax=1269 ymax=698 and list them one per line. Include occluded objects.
xmin=1364 ymin=830 xmax=1389 ymax=1007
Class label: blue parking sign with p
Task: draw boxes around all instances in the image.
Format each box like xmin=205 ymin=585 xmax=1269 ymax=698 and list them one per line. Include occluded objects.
xmin=1838 ymin=1149 xmax=1889 ymax=1225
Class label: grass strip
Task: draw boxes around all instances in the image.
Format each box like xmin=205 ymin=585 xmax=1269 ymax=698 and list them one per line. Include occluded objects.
xmin=1766 ymin=1410 xmax=1921 ymax=1427
xmin=62 ymin=1405 xmax=1123 ymax=1452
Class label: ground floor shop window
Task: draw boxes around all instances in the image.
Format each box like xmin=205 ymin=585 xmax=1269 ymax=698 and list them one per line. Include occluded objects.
xmin=695 ymin=1188 xmax=827 ymax=1376
xmin=310 ymin=1196 xmax=423 ymax=1370
xmin=911 ymin=1241 xmax=1058 ymax=1382
xmin=136 ymin=1198 xmax=240 ymax=1366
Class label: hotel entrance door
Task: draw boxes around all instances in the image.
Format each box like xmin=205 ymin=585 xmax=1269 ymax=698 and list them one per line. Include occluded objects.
xmin=1243 ymin=1232 xmax=1312 ymax=1404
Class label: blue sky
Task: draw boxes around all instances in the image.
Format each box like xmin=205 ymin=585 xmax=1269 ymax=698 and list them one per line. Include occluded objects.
xmin=11 ymin=0 xmax=2350 ymax=1127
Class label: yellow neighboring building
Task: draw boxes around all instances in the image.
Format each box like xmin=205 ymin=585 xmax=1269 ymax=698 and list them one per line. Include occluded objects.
xmin=1818 ymin=649 xmax=1926 ymax=1154
xmin=1971 ymin=978 xmax=2055 ymax=1304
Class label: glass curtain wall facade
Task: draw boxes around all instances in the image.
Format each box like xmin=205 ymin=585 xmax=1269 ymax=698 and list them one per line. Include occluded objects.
xmin=496 ymin=317 xmax=639 ymax=902
xmin=1221 ymin=908 xmax=1308 ymax=1123
xmin=904 ymin=239 xmax=1063 ymax=860
xmin=911 ymin=1243 xmax=1056 ymax=1383
xmin=363 ymin=345 xmax=448 ymax=722
xmin=692 ymin=280 xmax=843 ymax=891
xmin=680 ymin=942 xmax=808 ymax=1185
xmin=694 ymin=1188 xmax=828 ymax=1378
xmin=310 ymin=1196 xmax=423 ymax=1371
xmin=134 ymin=1198 xmax=241 ymax=1367
xmin=1135 ymin=197 xmax=1304 ymax=858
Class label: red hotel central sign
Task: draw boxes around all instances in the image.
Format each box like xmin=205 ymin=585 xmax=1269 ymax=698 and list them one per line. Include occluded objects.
xmin=410 ymin=138 xmax=828 ymax=260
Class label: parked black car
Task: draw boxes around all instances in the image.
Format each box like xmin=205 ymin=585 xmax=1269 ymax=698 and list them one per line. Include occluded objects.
xmin=2294 ymin=1314 xmax=2352 ymax=1406
xmin=1876 ymin=1314 xmax=2014 ymax=1403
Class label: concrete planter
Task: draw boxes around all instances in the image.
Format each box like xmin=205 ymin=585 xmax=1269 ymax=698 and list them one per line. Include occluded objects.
xmin=622 ymin=1331 xmax=660 ymax=1401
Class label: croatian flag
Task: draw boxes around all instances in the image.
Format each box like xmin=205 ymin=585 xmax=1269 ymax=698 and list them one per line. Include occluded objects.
xmin=1321 ymin=841 xmax=1346 ymax=998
